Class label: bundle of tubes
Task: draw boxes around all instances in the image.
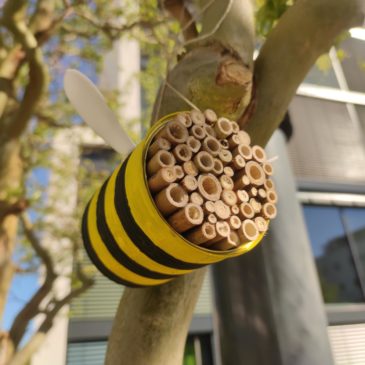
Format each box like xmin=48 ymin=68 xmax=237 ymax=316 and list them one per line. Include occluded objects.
xmin=146 ymin=109 xmax=278 ymax=251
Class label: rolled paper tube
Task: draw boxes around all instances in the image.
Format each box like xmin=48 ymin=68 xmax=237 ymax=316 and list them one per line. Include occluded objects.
xmin=206 ymin=221 xmax=231 ymax=244
xmin=168 ymin=203 xmax=204 ymax=233
xmin=228 ymin=215 xmax=241 ymax=230
xmin=231 ymin=205 xmax=239 ymax=215
xmin=233 ymin=144 xmax=252 ymax=160
xmin=207 ymin=213 xmax=218 ymax=224
xmin=237 ymin=130 xmax=251 ymax=145
xmin=212 ymin=159 xmax=224 ymax=175
xmin=257 ymin=188 xmax=267 ymax=200
xmin=214 ymin=200 xmax=231 ymax=220
xmin=220 ymin=139 xmax=229 ymax=150
xmin=219 ymin=175 xmax=234 ymax=190
xmin=249 ymin=187 xmax=258 ymax=198
xmin=255 ymin=216 xmax=268 ymax=233
xmin=221 ymin=189 xmax=238 ymax=206
xmin=148 ymin=166 xmax=177 ymax=193
xmin=263 ymin=162 xmax=274 ymax=176
xmin=234 ymin=175 xmax=250 ymax=190
xmin=147 ymin=150 xmax=175 ymax=176
xmin=228 ymin=134 xmax=240 ymax=149
xmin=264 ymin=179 xmax=275 ymax=191
xmin=230 ymin=155 xmax=246 ymax=170
xmin=223 ymin=166 xmax=234 ymax=177
xmin=175 ymin=112 xmax=192 ymax=128
xmin=210 ymin=231 xmax=239 ymax=251
xmin=186 ymin=136 xmax=201 ymax=153
xmin=214 ymin=117 xmax=233 ymax=139
xmin=173 ymin=144 xmax=192 ymax=163
xmin=204 ymin=125 xmax=217 ymax=138
xmin=201 ymin=136 xmax=221 ymax=156
xmin=204 ymin=109 xmax=217 ymax=124
xmin=190 ymin=124 xmax=206 ymax=140
xmin=266 ymin=190 xmax=278 ymax=204
xmin=238 ymin=219 xmax=259 ymax=243
xmin=181 ymin=175 xmax=198 ymax=192
xmin=197 ymin=174 xmax=222 ymax=202
xmin=183 ymin=160 xmax=198 ymax=176
xmin=249 ymin=198 xmax=262 ymax=214
xmin=190 ymin=192 xmax=204 ymax=206
xmin=218 ymin=149 xmax=233 ymax=164
xmin=245 ymin=161 xmax=266 ymax=186
xmin=186 ymin=222 xmax=216 ymax=244
xmin=236 ymin=190 xmax=249 ymax=203
xmin=262 ymin=202 xmax=277 ymax=219
xmin=203 ymin=201 xmax=215 ymax=215
xmin=174 ymin=165 xmax=184 ymax=180
xmin=156 ymin=120 xmax=189 ymax=145
xmin=194 ymin=151 xmax=214 ymax=173
xmin=191 ymin=109 xmax=205 ymax=125
xmin=252 ymin=145 xmax=267 ymax=163
xmin=147 ymin=137 xmax=171 ymax=158
xmin=154 ymin=183 xmax=188 ymax=215
xmin=231 ymin=121 xmax=240 ymax=133
xmin=238 ymin=202 xmax=255 ymax=219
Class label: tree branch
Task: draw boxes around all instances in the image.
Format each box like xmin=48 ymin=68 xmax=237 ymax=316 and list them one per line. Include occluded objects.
xmin=240 ymin=0 xmax=365 ymax=146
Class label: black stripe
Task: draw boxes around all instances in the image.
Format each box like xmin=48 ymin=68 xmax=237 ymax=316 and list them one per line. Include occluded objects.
xmin=81 ymin=200 xmax=142 ymax=288
xmin=96 ymin=177 xmax=174 ymax=280
xmin=114 ymin=156 xmax=205 ymax=270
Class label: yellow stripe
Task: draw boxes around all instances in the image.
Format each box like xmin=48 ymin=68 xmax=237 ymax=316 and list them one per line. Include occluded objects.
xmin=104 ymin=162 xmax=192 ymax=276
xmin=87 ymin=187 xmax=170 ymax=286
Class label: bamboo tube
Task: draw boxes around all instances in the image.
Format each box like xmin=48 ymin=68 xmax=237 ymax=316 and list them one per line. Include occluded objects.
xmin=257 ymin=188 xmax=267 ymax=201
xmin=201 ymin=136 xmax=221 ymax=156
xmin=249 ymin=198 xmax=262 ymax=214
xmin=223 ymin=166 xmax=234 ymax=177
xmin=154 ymin=183 xmax=188 ymax=215
xmin=214 ymin=117 xmax=233 ymax=139
xmin=219 ymin=175 xmax=234 ymax=190
xmin=233 ymin=144 xmax=252 ymax=160
xmin=205 ymin=221 xmax=231 ymax=245
xmin=220 ymin=139 xmax=229 ymax=150
xmin=234 ymin=174 xmax=250 ymax=190
xmin=249 ymin=187 xmax=258 ymax=198
xmin=193 ymin=151 xmax=214 ymax=173
xmin=190 ymin=192 xmax=204 ymax=206
xmin=252 ymin=145 xmax=267 ymax=163
xmin=204 ymin=109 xmax=217 ymax=124
xmin=255 ymin=216 xmax=268 ymax=233
xmin=197 ymin=174 xmax=222 ymax=202
xmin=203 ymin=201 xmax=215 ymax=215
xmin=221 ymin=189 xmax=238 ymax=206
xmin=236 ymin=190 xmax=249 ymax=203
xmin=168 ymin=203 xmax=204 ymax=233
xmin=212 ymin=159 xmax=224 ymax=175
xmin=186 ymin=222 xmax=216 ymax=244
xmin=191 ymin=125 xmax=206 ymax=140
xmin=204 ymin=125 xmax=217 ymax=138
xmin=266 ymin=190 xmax=278 ymax=204
xmin=228 ymin=215 xmax=241 ymax=230
xmin=172 ymin=143 xmax=192 ymax=163
xmin=148 ymin=166 xmax=176 ymax=193
xmin=214 ymin=200 xmax=231 ymax=220
xmin=147 ymin=137 xmax=171 ymax=158
xmin=262 ymin=203 xmax=277 ymax=219
xmin=182 ymin=160 xmax=198 ymax=177
xmin=231 ymin=121 xmax=240 ymax=133
xmin=237 ymin=130 xmax=251 ymax=145
xmin=228 ymin=134 xmax=241 ymax=149
xmin=156 ymin=120 xmax=189 ymax=144
xmin=147 ymin=150 xmax=176 ymax=176
xmin=181 ymin=175 xmax=198 ymax=192
xmin=238 ymin=202 xmax=255 ymax=219
xmin=231 ymin=205 xmax=239 ymax=215
xmin=174 ymin=165 xmax=184 ymax=180
xmin=264 ymin=179 xmax=275 ymax=191
xmin=263 ymin=162 xmax=274 ymax=176
xmin=186 ymin=136 xmax=201 ymax=153
xmin=210 ymin=231 xmax=239 ymax=251
xmin=237 ymin=219 xmax=259 ymax=243
xmin=230 ymin=155 xmax=246 ymax=170
xmin=175 ymin=112 xmax=192 ymax=128
xmin=245 ymin=161 xmax=266 ymax=186
xmin=207 ymin=213 xmax=217 ymax=224
xmin=218 ymin=149 xmax=233 ymax=164
xmin=191 ymin=109 xmax=205 ymax=125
